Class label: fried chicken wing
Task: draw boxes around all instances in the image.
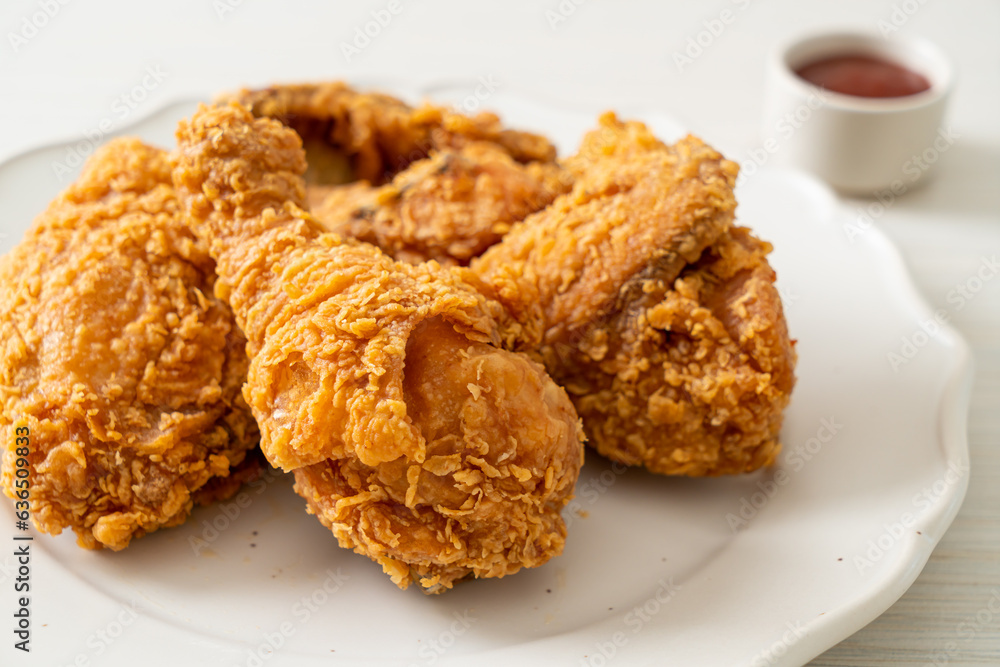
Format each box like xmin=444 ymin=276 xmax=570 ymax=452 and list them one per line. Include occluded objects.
xmin=0 ymin=139 xmax=258 ymax=550
xmin=472 ymin=114 xmax=797 ymax=475
xmin=173 ymin=104 xmax=583 ymax=592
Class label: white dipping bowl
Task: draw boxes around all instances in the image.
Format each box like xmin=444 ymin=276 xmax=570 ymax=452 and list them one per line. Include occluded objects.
xmin=762 ymin=31 xmax=953 ymax=195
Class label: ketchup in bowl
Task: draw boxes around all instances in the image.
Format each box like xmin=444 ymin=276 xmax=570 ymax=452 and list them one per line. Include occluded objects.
xmin=795 ymin=54 xmax=931 ymax=98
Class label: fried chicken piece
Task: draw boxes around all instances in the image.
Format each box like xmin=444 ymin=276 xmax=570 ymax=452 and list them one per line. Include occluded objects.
xmin=223 ymin=81 xmax=557 ymax=186
xmin=471 ymin=114 xmax=796 ymax=475
xmin=173 ymin=104 xmax=583 ymax=592
xmin=311 ymin=142 xmax=571 ymax=265
xmin=226 ymin=82 xmax=569 ymax=266
xmin=540 ymin=225 xmax=797 ymax=475
xmin=0 ymin=139 xmax=258 ymax=550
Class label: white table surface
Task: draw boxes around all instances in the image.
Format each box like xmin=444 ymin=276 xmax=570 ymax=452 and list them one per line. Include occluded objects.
xmin=1 ymin=1 xmax=997 ymax=665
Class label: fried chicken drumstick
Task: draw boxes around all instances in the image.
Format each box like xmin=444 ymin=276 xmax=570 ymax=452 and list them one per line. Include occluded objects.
xmin=174 ymin=104 xmax=583 ymax=592
xmin=0 ymin=139 xmax=259 ymax=550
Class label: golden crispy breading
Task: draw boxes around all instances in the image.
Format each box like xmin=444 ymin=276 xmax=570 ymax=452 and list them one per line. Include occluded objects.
xmin=545 ymin=226 xmax=796 ymax=475
xmin=562 ymin=110 xmax=669 ymax=168
xmin=0 ymin=138 xmax=258 ymax=550
xmin=174 ymin=104 xmax=583 ymax=592
xmin=471 ymin=115 xmax=741 ymax=350
xmin=230 ymin=81 xmax=569 ymax=266
xmin=311 ymin=142 xmax=571 ymax=265
xmin=471 ymin=114 xmax=796 ymax=475
xmin=294 ymin=318 xmax=580 ymax=592
xmin=222 ymin=81 xmax=557 ymax=185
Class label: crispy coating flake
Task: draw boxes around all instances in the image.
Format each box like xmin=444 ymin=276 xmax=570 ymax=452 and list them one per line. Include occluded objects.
xmin=173 ymin=104 xmax=583 ymax=592
xmin=0 ymin=138 xmax=258 ymax=550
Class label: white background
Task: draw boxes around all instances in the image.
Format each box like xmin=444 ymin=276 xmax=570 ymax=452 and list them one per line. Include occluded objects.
xmin=0 ymin=1 xmax=997 ymax=665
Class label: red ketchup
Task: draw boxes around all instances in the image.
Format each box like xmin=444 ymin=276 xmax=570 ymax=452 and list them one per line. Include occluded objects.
xmin=794 ymin=54 xmax=931 ymax=98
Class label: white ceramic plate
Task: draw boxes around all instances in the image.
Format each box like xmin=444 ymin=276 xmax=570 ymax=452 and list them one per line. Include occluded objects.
xmin=0 ymin=87 xmax=972 ymax=667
